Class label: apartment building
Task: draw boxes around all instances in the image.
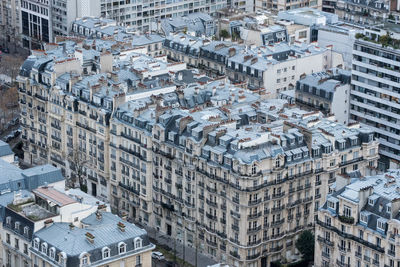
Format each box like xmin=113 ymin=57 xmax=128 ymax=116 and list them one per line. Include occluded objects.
xmin=295 ymin=68 xmax=351 ymax=125
xmin=315 ymin=169 xmax=400 ymax=267
xmin=108 ymin=76 xmax=379 ymax=266
xmin=163 ymin=33 xmax=206 ymax=67
xmin=18 ymin=36 xmax=380 ymax=266
xmin=335 ymin=0 xmax=393 ymax=25
xmin=350 ymin=25 xmax=400 ymax=169
xmin=17 ymin=38 xmax=185 ymax=198
xmin=31 ymin=211 xmax=154 ymax=267
xmin=199 ymin=41 xmax=245 ymax=77
xmin=225 ymin=42 xmax=344 ymax=98
xmin=255 ymin=0 xmax=322 ymax=12
xmin=1 ymin=184 xmax=109 ymax=267
xmin=100 ymin=0 xmax=227 ymax=33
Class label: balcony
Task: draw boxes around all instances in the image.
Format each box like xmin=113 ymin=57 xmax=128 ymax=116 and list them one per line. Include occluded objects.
xmin=338 ymin=215 xmax=355 ymax=224
xmin=355 ymin=251 xmax=362 ymax=258
xmin=247 ymin=225 xmax=261 ymax=234
xmin=388 ymin=249 xmax=395 ymax=256
xmin=317 ymin=236 xmax=333 ymax=246
xmin=322 ymin=252 xmax=330 ymax=259
xmin=272 ymin=191 xmax=285 ymax=199
xmin=231 ymin=224 xmax=239 ymax=231
xmin=317 ymin=220 xmax=384 ymax=253
xmin=206 ymin=185 xmax=217 ymax=194
xmin=230 ymin=210 xmax=240 ymax=218
xmin=339 ymin=156 xmax=363 ymax=167
xmin=248 ymin=212 xmax=262 ymax=220
xmin=336 ymin=260 xmax=350 ymax=267
xmin=229 ymin=251 xmax=240 ymax=260
xmin=206 ymin=212 xmax=217 ymax=220
xmin=206 ymin=199 xmax=218 ymax=208
xmin=271 ymin=219 xmax=285 ymax=227
xmin=248 ymin=198 xmax=262 ymax=206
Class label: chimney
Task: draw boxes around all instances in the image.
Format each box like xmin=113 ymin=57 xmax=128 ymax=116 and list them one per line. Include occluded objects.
xmin=111 ymin=72 xmax=118 ymax=83
xmin=44 ymin=219 xmax=54 ymax=227
xmin=117 ymin=222 xmax=126 ymax=232
xmin=95 ymin=211 xmax=102 ymax=221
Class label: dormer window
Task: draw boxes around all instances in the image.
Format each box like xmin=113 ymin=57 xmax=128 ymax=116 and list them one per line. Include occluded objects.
xmin=387 ymin=205 xmax=391 ymax=213
xmin=82 ymin=255 xmax=89 ymax=265
xmin=119 ymin=242 xmax=126 ymax=254
xmin=6 ymin=216 xmax=11 ymax=226
xmin=33 ymin=238 xmax=40 ymax=250
xmin=24 ymin=226 xmax=29 ymax=236
xmin=134 ymin=237 xmax=142 ymax=249
xmin=343 ymin=205 xmax=352 ymax=217
xmin=41 ymin=242 xmax=48 ymax=254
xmin=59 ymin=252 xmax=67 ymax=265
xmin=328 ymin=201 xmax=335 ymax=209
xmin=360 ymin=213 xmax=368 ymax=224
xmin=377 ymin=220 xmax=386 ymax=231
xmin=15 ymin=221 xmax=20 ymax=231
xmin=102 ymin=247 xmax=110 ymax=259
xmin=49 ymin=247 xmax=56 ymax=259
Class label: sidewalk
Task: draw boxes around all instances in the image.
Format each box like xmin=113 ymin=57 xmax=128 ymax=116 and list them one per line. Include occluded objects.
xmin=144 ymin=225 xmax=218 ymax=267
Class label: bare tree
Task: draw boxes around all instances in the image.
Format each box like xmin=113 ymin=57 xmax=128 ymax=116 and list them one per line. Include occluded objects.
xmin=67 ymin=148 xmax=89 ymax=192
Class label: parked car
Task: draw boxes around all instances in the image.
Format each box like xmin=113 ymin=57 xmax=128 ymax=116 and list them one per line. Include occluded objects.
xmin=152 ymin=251 xmax=165 ymax=260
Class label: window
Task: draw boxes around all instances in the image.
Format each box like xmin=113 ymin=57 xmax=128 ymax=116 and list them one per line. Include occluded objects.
xmin=49 ymin=247 xmax=56 ymax=259
xmin=136 ymin=255 xmax=141 ymax=265
xmin=134 ymin=237 xmax=142 ymax=249
xmin=377 ymin=220 xmax=386 ymax=231
xmin=24 ymin=226 xmax=29 ymax=236
xmin=119 ymin=242 xmax=126 ymax=254
xmin=33 ymin=238 xmax=40 ymax=249
xmin=82 ymin=255 xmax=88 ymax=265
xmin=343 ymin=205 xmax=352 ymax=217
xmin=102 ymin=247 xmax=110 ymax=259
xmin=328 ymin=201 xmax=335 ymax=209
xmin=41 ymin=242 xmax=48 ymax=254
xmin=360 ymin=213 xmax=368 ymax=224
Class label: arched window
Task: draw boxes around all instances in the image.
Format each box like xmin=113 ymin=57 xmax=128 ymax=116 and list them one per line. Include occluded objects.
xmin=41 ymin=242 xmax=48 ymax=254
xmin=134 ymin=237 xmax=142 ymax=249
xmin=118 ymin=242 xmax=126 ymax=254
xmin=33 ymin=238 xmax=40 ymax=250
xmin=79 ymin=252 xmax=90 ymax=266
xmin=59 ymin=252 xmax=67 ymax=265
xmin=102 ymin=247 xmax=110 ymax=259
xmin=49 ymin=247 xmax=56 ymax=259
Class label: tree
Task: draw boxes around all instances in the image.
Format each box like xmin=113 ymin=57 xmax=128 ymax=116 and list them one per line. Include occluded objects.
xmin=220 ymin=29 xmax=230 ymax=39
xmin=295 ymin=230 xmax=315 ymax=262
xmin=67 ymin=148 xmax=88 ymax=192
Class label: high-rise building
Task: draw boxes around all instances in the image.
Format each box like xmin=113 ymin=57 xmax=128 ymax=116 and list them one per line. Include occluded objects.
xmin=350 ymin=24 xmax=400 ymax=169
xmin=100 ymin=0 xmax=227 ymax=32
xmin=20 ymin=0 xmax=100 ymax=49
xmin=0 ymin=0 xmax=20 ymax=51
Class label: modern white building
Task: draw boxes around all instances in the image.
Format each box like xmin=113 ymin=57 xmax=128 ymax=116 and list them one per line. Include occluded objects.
xmin=100 ymin=0 xmax=227 ymax=33
xmin=20 ymin=0 xmax=100 ymax=49
xmin=350 ymin=25 xmax=400 ymax=170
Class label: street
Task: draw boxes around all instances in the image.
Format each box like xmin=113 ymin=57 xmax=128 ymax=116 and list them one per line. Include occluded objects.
xmin=145 ymin=225 xmax=218 ymax=267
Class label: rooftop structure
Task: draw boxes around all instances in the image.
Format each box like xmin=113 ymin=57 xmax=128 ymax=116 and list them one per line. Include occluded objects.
xmin=295 ymin=68 xmax=351 ymax=125
xmin=225 ymin=41 xmax=344 ymax=97
xmin=277 ymin=8 xmax=339 ymax=26
xmin=0 ymin=159 xmax=64 ymax=194
xmin=0 ymin=140 xmax=14 ymax=163
xmin=31 ymin=212 xmax=154 ymax=267
xmin=161 ymin=13 xmax=216 ymax=37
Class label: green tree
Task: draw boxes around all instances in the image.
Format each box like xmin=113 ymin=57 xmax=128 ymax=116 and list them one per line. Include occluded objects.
xmin=220 ymin=29 xmax=230 ymax=39
xmin=295 ymin=230 xmax=315 ymax=262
